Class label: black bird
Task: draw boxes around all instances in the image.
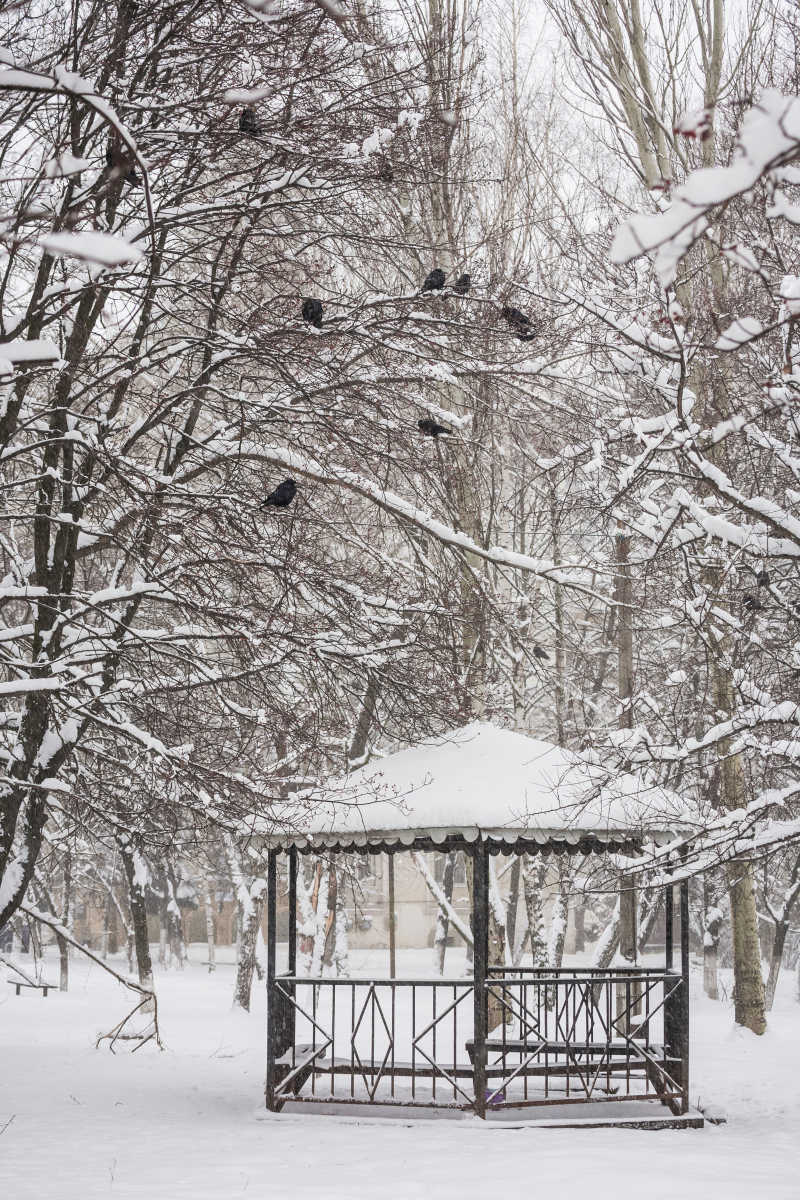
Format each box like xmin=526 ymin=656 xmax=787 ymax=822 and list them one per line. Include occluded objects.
xmin=533 ymin=644 xmax=549 ymax=662
xmin=453 ymin=273 xmax=471 ymax=295
xmin=743 ymin=593 xmax=762 ymax=612
xmin=421 ymin=268 xmax=446 ymax=293
xmin=239 ymin=107 xmax=260 ymax=135
xmin=105 ymin=144 xmax=140 ymax=187
xmin=418 ymin=418 xmax=449 ymax=438
xmin=501 ymin=304 xmax=537 ymax=341
xmin=302 ymin=298 xmax=323 ymax=329
xmin=757 ymin=570 xmax=771 ymax=587
xmin=263 ymin=479 xmax=297 ymax=508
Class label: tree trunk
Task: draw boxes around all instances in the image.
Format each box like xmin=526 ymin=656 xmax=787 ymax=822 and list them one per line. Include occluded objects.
xmin=233 ymin=884 xmax=265 ymax=1011
xmin=637 ymin=890 xmax=662 ymax=955
xmin=522 ymin=857 xmax=548 ymax=968
xmin=165 ymin=865 xmax=186 ymax=969
xmin=332 ymin=871 xmax=350 ymax=978
xmin=433 ymin=851 xmax=457 ymax=974
xmin=505 ymin=856 xmax=522 ymax=959
xmin=574 ymin=902 xmax=586 ymax=954
xmin=765 ymin=921 xmax=788 ymax=1012
xmin=615 ymin=527 xmax=634 ymax=734
xmin=204 ymin=881 xmax=216 ymax=973
xmin=310 ymin=862 xmax=330 ymax=978
xmin=592 ymin=898 xmax=621 ymax=969
xmin=487 ymin=859 xmax=509 ymax=1031
xmin=727 ymin=861 xmax=767 ymax=1034
xmin=548 ymin=877 xmax=569 ymax=971
xmin=703 ymin=873 xmax=723 ymax=1000
xmin=119 ymin=845 xmax=154 ymax=1010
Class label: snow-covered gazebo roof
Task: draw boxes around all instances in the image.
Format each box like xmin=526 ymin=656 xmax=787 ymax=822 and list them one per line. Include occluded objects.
xmin=261 ymin=722 xmax=693 ymax=854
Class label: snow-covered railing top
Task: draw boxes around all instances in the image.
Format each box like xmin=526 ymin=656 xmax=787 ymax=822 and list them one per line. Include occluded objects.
xmin=256 ymin=722 xmax=695 ymax=852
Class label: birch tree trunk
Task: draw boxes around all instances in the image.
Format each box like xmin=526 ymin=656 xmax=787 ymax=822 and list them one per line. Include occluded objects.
xmin=310 ymin=862 xmax=331 ymax=979
xmin=505 ymin=857 xmax=522 ymax=960
xmin=433 ymin=851 xmax=457 ymax=974
xmin=204 ymin=881 xmax=216 ymax=973
xmin=522 ymin=857 xmax=548 ymax=969
xmin=703 ymin=874 xmax=723 ymax=1001
xmin=225 ymin=836 xmax=267 ymax=1011
xmin=332 ymin=872 xmax=350 ymax=978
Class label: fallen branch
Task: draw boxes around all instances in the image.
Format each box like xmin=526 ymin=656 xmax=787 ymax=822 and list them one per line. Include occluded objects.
xmin=20 ymin=904 xmax=163 ymax=1051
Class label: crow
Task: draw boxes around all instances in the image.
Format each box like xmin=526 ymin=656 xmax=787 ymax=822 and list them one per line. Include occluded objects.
xmin=533 ymin=644 xmax=549 ymax=662
xmin=263 ymin=479 xmax=297 ymax=508
xmin=757 ymin=570 xmax=771 ymax=587
xmin=453 ymin=273 xmax=471 ymax=295
xmin=501 ymin=304 xmax=537 ymax=341
xmin=421 ymin=268 xmax=446 ymax=293
xmin=418 ymin=418 xmax=449 ymax=438
xmin=105 ymin=144 xmax=140 ymax=187
xmin=742 ymin=593 xmax=762 ymax=612
xmin=239 ymin=107 xmax=261 ymax=135
xmin=302 ymin=298 xmax=323 ymax=329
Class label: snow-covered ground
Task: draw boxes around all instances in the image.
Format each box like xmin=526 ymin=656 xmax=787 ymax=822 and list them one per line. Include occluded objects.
xmin=1 ymin=947 xmax=798 ymax=1199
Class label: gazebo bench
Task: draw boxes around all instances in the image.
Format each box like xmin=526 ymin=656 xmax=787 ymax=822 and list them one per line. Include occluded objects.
xmin=467 ymin=1037 xmax=670 ymax=1059
xmin=277 ymin=1043 xmax=477 ymax=1093
xmin=277 ymin=1042 xmax=681 ymax=1098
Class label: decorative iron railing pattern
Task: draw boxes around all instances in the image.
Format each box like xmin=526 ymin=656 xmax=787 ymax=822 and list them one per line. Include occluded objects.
xmin=267 ymin=967 xmax=688 ymax=1116
xmin=482 ymin=967 xmax=685 ymax=1111
xmin=272 ymin=976 xmax=475 ymax=1109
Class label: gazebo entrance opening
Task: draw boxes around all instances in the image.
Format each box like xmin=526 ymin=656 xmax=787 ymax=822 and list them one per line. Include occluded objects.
xmin=262 ymin=725 xmax=694 ymax=1124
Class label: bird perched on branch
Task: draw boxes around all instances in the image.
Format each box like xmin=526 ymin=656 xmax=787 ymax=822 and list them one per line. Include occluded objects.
xmin=757 ymin=570 xmax=771 ymax=587
xmin=501 ymin=305 xmax=537 ymax=341
xmin=742 ymin=593 xmax=762 ymax=612
xmin=532 ymin=644 xmax=549 ymax=662
xmin=239 ymin=107 xmax=261 ymax=136
xmin=418 ymin=418 xmax=449 ymax=438
xmin=105 ymin=143 xmax=140 ymax=187
xmin=302 ymin=298 xmax=323 ymax=329
xmin=421 ymin=268 xmax=446 ymax=293
xmin=453 ymin=273 xmax=471 ymax=295
xmin=263 ymin=479 xmax=297 ymax=508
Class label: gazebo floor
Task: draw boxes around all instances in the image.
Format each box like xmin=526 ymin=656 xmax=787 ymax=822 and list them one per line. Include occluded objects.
xmin=274 ymin=1098 xmax=705 ymax=1129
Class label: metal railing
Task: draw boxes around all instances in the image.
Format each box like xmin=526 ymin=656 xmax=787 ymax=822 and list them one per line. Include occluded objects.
xmin=482 ymin=967 xmax=686 ymax=1112
xmin=267 ymin=967 xmax=688 ymax=1116
xmin=270 ymin=976 xmax=476 ymax=1109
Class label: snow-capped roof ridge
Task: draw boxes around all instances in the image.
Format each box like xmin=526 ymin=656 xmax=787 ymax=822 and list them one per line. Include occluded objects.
xmin=262 ymin=721 xmax=694 ymax=851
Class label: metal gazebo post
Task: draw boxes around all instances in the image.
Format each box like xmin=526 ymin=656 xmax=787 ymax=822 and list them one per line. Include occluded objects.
xmin=663 ymin=866 xmax=691 ymax=1115
xmin=472 ymin=838 xmax=489 ymax=1119
xmin=265 ymin=848 xmax=278 ymax=1111
xmin=679 ymin=875 xmax=690 ymax=1114
xmin=288 ymin=846 xmax=297 ymax=975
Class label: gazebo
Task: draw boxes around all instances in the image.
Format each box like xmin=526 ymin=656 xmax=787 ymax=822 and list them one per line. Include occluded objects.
xmin=261 ymin=723 xmax=697 ymax=1126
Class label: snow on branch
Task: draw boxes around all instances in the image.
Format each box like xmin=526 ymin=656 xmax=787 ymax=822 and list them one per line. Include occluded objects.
xmin=612 ymin=90 xmax=800 ymax=286
xmin=193 ymin=438 xmax=608 ymax=600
